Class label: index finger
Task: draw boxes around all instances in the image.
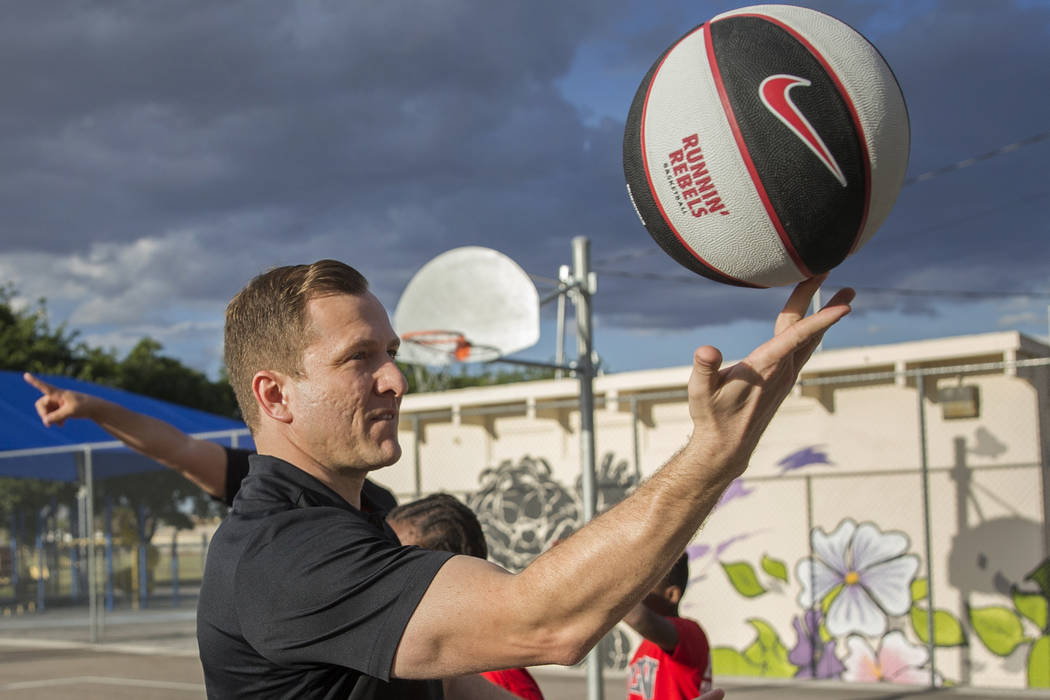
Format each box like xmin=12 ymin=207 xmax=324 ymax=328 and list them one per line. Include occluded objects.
xmin=774 ymin=274 xmax=827 ymax=336
xmin=751 ymin=287 xmax=854 ymax=370
xmin=23 ymin=372 xmax=55 ymax=395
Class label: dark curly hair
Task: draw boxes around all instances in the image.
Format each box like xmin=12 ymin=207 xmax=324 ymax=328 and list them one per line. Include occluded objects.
xmin=387 ymin=493 xmax=488 ymax=560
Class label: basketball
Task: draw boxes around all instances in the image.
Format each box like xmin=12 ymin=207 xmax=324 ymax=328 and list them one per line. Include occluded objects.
xmin=623 ymin=4 xmax=909 ymax=288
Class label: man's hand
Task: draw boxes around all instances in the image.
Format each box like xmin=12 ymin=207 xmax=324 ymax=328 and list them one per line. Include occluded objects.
xmin=23 ymin=372 xmax=95 ymax=427
xmin=685 ymin=275 xmax=853 ymax=478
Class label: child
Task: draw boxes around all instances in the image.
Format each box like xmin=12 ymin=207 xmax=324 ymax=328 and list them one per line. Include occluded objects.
xmin=387 ymin=494 xmax=545 ymax=700
xmin=624 ymin=553 xmax=712 ymax=700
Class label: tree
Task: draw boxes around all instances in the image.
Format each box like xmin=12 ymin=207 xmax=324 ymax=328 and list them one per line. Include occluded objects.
xmin=0 ymin=288 xmax=233 ymax=545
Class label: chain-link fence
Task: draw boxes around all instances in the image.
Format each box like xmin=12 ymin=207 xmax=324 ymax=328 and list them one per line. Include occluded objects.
xmin=1 ymin=356 xmax=1047 ymax=691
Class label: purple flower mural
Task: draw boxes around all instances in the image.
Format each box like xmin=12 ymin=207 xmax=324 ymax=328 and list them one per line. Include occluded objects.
xmin=787 ymin=610 xmax=845 ymax=679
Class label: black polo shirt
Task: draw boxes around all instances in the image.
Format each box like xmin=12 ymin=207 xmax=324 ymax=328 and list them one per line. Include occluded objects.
xmin=222 ymin=447 xmax=399 ymax=511
xmin=197 ymin=454 xmax=452 ymax=699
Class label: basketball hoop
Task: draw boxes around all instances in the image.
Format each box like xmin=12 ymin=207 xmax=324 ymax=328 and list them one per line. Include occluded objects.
xmin=401 ymin=329 xmax=501 ymax=366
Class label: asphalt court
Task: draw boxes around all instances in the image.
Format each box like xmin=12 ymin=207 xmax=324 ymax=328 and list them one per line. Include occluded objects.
xmin=1 ymin=642 xmax=1043 ymax=700
xmin=0 ymin=607 xmax=1046 ymax=700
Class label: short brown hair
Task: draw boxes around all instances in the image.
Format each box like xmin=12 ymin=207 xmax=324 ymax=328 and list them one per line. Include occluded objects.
xmin=224 ymin=260 xmax=369 ymax=430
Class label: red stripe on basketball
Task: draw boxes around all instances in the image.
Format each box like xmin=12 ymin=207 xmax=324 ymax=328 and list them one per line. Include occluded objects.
xmin=639 ymin=25 xmax=762 ymax=289
xmin=703 ymin=21 xmax=812 ymax=280
xmin=734 ymin=12 xmax=873 ymax=254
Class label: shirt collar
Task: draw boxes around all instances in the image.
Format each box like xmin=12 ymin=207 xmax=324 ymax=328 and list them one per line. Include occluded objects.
xmin=241 ymin=453 xmax=386 ymax=519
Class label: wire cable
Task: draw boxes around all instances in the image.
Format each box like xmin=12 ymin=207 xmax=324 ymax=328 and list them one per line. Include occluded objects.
xmin=592 ymin=268 xmax=1050 ymax=300
xmin=593 ymin=127 xmax=1050 ymax=266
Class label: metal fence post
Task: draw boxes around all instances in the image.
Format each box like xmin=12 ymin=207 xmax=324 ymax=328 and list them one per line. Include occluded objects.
xmin=805 ymin=474 xmax=817 ymax=679
xmin=630 ymin=397 xmax=641 ymax=484
xmin=413 ymin=414 xmax=422 ymax=499
xmin=916 ymin=371 xmax=937 ymax=687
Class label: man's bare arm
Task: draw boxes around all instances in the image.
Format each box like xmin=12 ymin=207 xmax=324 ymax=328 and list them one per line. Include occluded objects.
xmin=391 ymin=278 xmax=854 ymax=679
xmin=23 ymin=372 xmax=229 ymax=499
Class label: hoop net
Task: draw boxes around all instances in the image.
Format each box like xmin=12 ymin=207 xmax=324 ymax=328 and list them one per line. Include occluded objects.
xmin=401 ymin=330 xmax=501 ymax=365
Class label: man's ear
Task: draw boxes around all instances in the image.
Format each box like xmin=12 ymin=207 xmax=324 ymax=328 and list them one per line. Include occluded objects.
xmin=253 ymin=370 xmax=293 ymax=424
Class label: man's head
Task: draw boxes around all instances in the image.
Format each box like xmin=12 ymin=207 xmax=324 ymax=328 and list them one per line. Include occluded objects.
xmin=642 ymin=552 xmax=689 ymax=617
xmin=387 ymin=493 xmax=489 ymax=559
xmin=225 ymin=260 xmax=406 ymax=470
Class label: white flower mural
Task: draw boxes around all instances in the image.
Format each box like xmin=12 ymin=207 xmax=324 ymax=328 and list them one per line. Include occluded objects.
xmin=842 ymin=631 xmax=938 ymax=685
xmin=796 ymin=519 xmax=920 ymax=636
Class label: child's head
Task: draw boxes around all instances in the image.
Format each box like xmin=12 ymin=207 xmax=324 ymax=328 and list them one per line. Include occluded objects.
xmin=386 ymin=493 xmax=488 ymax=560
xmin=643 ymin=552 xmax=689 ymax=616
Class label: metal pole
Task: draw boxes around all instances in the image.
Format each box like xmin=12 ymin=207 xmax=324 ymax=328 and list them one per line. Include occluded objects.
xmin=171 ymin=531 xmax=180 ymax=608
xmin=813 ymin=286 xmax=823 ymax=352
xmin=555 ymin=280 xmax=567 ymax=380
xmin=630 ymin=397 xmax=642 ymax=484
xmin=917 ymin=373 xmax=937 ymax=687
xmin=413 ymin=415 xmax=423 ymax=498
xmin=36 ymin=507 xmax=45 ymax=612
xmin=85 ymin=447 xmax=98 ymax=643
xmin=805 ymin=475 xmax=817 ymax=679
xmin=573 ymin=236 xmax=603 ymax=700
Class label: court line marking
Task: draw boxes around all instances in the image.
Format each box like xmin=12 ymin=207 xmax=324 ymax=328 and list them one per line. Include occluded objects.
xmin=0 ymin=636 xmax=199 ymax=657
xmin=0 ymin=675 xmax=202 ymax=692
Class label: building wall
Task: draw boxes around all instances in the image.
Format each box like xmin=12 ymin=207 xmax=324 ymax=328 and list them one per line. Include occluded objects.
xmin=387 ymin=331 xmax=1050 ymax=690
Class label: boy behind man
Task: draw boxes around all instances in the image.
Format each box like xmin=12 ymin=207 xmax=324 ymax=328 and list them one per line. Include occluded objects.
xmin=625 ymin=554 xmax=711 ymax=700
xmin=387 ymin=494 xmax=545 ymax=700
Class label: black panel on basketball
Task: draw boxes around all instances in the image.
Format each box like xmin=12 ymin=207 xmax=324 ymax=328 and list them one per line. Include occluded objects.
xmin=709 ymin=15 xmax=867 ymax=275
xmin=623 ymin=25 xmax=756 ymax=288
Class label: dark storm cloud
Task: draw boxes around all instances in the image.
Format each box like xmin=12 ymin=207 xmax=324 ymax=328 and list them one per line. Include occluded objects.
xmin=1 ymin=0 xmax=1047 ymax=348
xmin=0 ymin=1 xmax=625 ymax=256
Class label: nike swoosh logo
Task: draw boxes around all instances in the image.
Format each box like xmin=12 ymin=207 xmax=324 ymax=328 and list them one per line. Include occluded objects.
xmin=759 ymin=74 xmax=847 ymax=187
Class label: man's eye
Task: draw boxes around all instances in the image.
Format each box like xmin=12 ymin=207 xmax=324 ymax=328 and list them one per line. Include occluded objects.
xmin=388 ymin=348 xmax=399 ymax=359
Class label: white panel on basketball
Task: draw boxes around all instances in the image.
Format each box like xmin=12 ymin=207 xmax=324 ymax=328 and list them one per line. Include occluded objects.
xmin=642 ymin=26 xmax=801 ymax=287
xmin=719 ymin=5 xmax=909 ymax=253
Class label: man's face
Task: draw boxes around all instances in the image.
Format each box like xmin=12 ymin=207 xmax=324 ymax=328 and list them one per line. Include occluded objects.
xmin=287 ymin=292 xmax=407 ymax=471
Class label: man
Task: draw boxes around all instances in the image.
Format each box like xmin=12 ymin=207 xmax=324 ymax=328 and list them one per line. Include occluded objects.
xmin=198 ymin=259 xmax=853 ymax=699
xmin=22 ymin=372 xmax=398 ymax=510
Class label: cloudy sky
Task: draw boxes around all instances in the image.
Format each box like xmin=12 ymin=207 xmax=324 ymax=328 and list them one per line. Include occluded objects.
xmin=2 ymin=0 xmax=1048 ymax=377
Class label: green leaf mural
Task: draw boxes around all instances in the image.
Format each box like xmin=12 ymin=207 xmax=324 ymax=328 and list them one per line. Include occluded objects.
xmin=722 ymin=561 xmax=767 ymax=598
xmin=1014 ymin=589 xmax=1049 ymax=630
xmin=911 ymin=577 xmax=928 ymax=602
xmin=712 ymin=619 xmax=797 ymax=678
xmin=742 ymin=619 xmax=797 ymax=678
xmin=911 ymin=605 xmax=967 ymax=647
xmin=970 ymin=606 xmax=1026 ymax=657
xmin=1028 ymin=636 xmax=1050 ymax=688
xmin=1025 ymin=558 xmax=1050 ymax=601
xmin=761 ymin=554 xmax=789 ymax=583
xmin=712 ymin=647 xmax=763 ymax=676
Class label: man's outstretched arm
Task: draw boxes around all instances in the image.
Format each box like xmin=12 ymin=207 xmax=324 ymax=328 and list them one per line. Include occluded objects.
xmin=23 ymin=372 xmax=229 ymax=499
xmin=392 ymin=277 xmax=854 ymax=679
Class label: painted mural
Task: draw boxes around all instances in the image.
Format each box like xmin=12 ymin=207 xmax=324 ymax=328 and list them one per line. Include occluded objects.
xmin=468 ymin=452 xmax=640 ymax=669
xmin=465 ymin=444 xmax=1050 ymax=688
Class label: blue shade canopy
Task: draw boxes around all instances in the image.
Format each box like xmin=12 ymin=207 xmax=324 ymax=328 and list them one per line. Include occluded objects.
xmin=0 ymin=371 xmax=252 ymax=482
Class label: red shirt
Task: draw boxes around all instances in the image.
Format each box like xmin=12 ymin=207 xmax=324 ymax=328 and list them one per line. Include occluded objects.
xmin=627 ymin=616 xmax=712 ymax=700
xmin=481 ymin=668 xmax=544 ymax=700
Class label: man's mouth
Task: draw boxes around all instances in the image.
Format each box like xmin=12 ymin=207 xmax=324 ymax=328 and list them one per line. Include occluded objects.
xmin=369 ymin=409 xmax=398 ymax=422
